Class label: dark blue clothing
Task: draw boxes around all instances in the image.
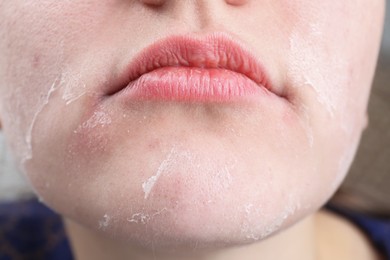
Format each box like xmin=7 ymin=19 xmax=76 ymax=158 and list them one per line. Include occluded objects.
xmin=0 ymin=199 xmax=389 ymax=260
xmin=0 ymin=199 xmax=73 ymax=260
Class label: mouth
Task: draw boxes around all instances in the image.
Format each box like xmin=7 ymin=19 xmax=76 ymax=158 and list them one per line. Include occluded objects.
xmin=106 ymin=32 xmax=283 ymax=102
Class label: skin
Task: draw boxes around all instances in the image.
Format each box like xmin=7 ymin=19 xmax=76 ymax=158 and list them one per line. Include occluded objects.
xmin=0 ymin=0 xmax=385 ymax=259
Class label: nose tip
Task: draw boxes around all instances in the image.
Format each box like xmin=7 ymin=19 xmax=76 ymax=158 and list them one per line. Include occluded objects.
xmin=139 ymin=0 xmax=248 ymax=7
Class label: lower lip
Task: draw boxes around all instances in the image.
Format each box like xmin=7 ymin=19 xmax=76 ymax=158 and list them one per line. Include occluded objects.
xmin=118 ymin=67 xmax=268 ymax=102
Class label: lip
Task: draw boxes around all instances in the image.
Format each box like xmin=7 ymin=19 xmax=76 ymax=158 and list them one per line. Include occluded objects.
xmin=107 ymin=32 xmax=281 ymax=102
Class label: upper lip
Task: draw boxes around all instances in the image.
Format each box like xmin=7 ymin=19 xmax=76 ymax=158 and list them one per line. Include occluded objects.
xmin=108 ymin=32 xmax=278 ymax=97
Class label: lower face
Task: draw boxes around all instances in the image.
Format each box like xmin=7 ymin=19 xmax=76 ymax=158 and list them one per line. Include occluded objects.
xmin=0 ymin=0 xmax=385 ymax=251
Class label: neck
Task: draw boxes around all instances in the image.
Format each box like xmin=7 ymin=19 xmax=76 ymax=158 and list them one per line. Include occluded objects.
xmin=64 ymin=214 xmax=320 ymax=260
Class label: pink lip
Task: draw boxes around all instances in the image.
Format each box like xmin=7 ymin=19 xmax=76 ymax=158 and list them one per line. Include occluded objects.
xmin=108 ymin=32 xmax=279 ymax=102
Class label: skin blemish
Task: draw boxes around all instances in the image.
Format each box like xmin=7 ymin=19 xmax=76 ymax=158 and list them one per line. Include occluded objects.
xmin=32 ymin=53 xmax=41 ymax=69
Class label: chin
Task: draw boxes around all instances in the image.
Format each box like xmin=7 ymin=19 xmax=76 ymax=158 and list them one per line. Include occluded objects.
xmin=22 ymin=93 xmax=350 ymax=253
xmin=27 ymin=137 xmax=332 ymax=253
xmin=62 ymin=163 xmax=311 ymax=253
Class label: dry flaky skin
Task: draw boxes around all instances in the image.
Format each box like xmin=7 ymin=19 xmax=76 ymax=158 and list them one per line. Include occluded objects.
xmin=0 ymin=0 xmax=385 ymax=253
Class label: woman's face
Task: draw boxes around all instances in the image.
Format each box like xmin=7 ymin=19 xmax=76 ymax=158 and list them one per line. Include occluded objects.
xmin=0 ymin=0 xmax=385 ymax=251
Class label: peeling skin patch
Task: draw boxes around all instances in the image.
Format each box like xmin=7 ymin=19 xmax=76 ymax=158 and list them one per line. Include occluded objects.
xmin=74 ymin=111 xmax=112 ymax=133
xmin=141 ymin=145 xmax=236 ymax=200
xmin=22 ymin=75 xmax=62 ymax=165
xmin=142 ymin=147 xmax=176 ymax=199
xmin=99 ymin=214 xmax=111 ymax=230
xmin=61 ymin=71 xmax=87 ymax=105
xmin=260 ymin=200 xmax=300 ymax=240
xmin=288 ymin=25 xmax=348 ymax=118
xmin=127 ymin=212 xmax=151 ymax=224
xmin=240 ymin=196 xmax=301 ymax=241
xmin=240 ymin=203 xmax=261 ymax=240
xmin=22 ymin=69 xmax=90 ymax=168
xmin=127 ymin=208 xmax=168 ymax=225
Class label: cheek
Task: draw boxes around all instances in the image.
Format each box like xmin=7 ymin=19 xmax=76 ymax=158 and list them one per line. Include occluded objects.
xmin=287 ymin=0 xmax=382 ymax=115
xmin=284 ymin=0 xmax=384 ymax=195
xmin=287 ymin=2 xmax=353 ymax=114
xmin=286 ymin=0 xmax=382 ymax=136
xmin=0 ymin=1 xmax=143 ymax=167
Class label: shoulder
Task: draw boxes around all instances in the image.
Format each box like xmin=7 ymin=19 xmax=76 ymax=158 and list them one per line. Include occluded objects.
xmin=315 ymin=210 xmax=382 ymax=260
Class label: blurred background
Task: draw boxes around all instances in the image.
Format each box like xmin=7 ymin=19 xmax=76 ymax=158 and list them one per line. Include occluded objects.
xmin=0 ymin=6 xmax=389 ymax=215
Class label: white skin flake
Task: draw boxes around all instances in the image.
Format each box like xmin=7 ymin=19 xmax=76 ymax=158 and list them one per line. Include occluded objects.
xmin=99 ymin=214 xmax=111 ymax=230
xmin=61 ymin=71 xmax=87 ymax=105
xmin=74 ymin=111 xmax=112 ymax=134
xmin=22 ymin=75 xmax=62 ymax=165
xmin=240 ymin=203 xmax=260 ymax=240
xmin=258 ymin=207 xmax=293 ymax=240
xmin=142 ymin=145 xmax=236 ymax=200
xmin=288 ymin=28 xmax=348 ymax=118
xmin=142 ymin=147 xmax=176 ymax=199
xmin=21 ymin=69 xmax=90 ymax=169
xmin=127 ymin=212 xmax=151 ymax=224
xmin=127 ymin=208 xmax=168 ymax=224
xmin=241 ymin=195 xmax=301 ymax=241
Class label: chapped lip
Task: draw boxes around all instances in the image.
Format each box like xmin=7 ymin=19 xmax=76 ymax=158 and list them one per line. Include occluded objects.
xmin=107 ymin=32 xmax=281 ymax=99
